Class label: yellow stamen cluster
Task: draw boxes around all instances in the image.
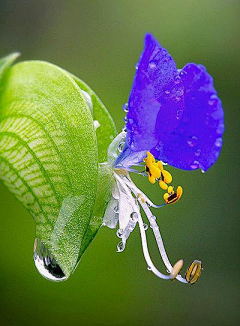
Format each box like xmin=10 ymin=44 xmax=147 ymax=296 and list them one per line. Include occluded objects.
xmin=143 ymin=151 xmax=183 ymax=204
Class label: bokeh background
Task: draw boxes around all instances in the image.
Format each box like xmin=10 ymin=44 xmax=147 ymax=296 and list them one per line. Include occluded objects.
xmin=0 ymin=1 xmax=239 ymax=325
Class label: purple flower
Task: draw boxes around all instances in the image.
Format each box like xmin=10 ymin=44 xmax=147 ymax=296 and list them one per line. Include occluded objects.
xmin=104 ymin=34 xmax=224 ymax=285
xmin=115 ymin=33 xmax=224 ymax=171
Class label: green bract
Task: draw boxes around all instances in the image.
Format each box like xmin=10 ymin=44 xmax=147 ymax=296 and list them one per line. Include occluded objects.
xmin=0 ymin=54 xmax=117 ymax=280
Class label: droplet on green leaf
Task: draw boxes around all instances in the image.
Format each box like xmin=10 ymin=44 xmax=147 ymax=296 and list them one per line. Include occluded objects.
xmin=0 ymin=56 xmax=117 ymax=280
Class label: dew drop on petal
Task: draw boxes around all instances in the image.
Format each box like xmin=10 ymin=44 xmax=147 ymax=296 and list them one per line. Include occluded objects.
xmin=147 ymin=266 xmax=152 ymax=271
xmin=34 ymin=238 xmax=67 ymax=282
xmin=208 ymin=94 xmax=218 ymax=106
xmin=113 ymin=206 xmax=119 ymax=213
xmin=187 ymin=136 xmax=198 ymax=148
xmin=149 ymin=60 xmax=157 ymax=69
xmin=214 ymin=138 xmax=222 ymax=148
xmin=124 ymin=116 xmax=128 ymax=123
xmin=143 ymin=223 xmax=148 ymax=231
xmin=195 ymin=149 xmax=201 ymax=157
xmin=131 ymin=212 xmax=138 ymax=222
xmin=216 ymin=123 xmax=224 ymax=135
xmin=118 ymin=141 xmax=124 ymax=153
xmin=190 ymin=161 xmax=200 ymax=170
xmin=176 ymin=109 xmax=183 ymax=120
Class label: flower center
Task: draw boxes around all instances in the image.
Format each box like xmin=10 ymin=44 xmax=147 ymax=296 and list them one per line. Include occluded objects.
xmin=143 ymin=151 xmax=183 ymax=204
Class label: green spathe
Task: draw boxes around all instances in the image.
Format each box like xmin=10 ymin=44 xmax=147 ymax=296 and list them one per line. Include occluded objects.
xmin=0 ymin=56 xmax=117 ymax=279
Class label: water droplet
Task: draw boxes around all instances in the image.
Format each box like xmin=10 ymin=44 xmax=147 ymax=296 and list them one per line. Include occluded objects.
xmin=118 ymin=142 xmax=124 ymax=153
xmin=201 ymin=169 xmax=206 ymax=174
xmin=143 ymin=223 xmax=148 ymax=231
xmin=187 ymin=136 xmax=198 ymax=148
xmin=165 ymin=90 xmax=170 ymax=95
xmin=174 ymin=75 xmax=181 ymax=82
xmin=190 ymin=161 xmax=199 ymax=170
xmin=34 ymin=238 xmax=67 ymax=282
xmin=123 ymin=103 xmax=129 ymax=112
xmin=131 ymin=212 xmax=138 ymax=222
xmin=122 ymin=126 xmax=127 ymax=132
xmin=195 ymin=149 xmax=201 ymax=157
xmin=116 ymin=229 xmax=123 ymax=238
xmin=214 ymin=138 xmax=222 ymax=148
xmin=113 ymin=206 xmax=119 ymax=213
xmin=124 ymin=116 xmax=128 ymax=123
xmin=135 ymin=63 xmax=139 ymax=70
xmin=216 ymin=123 xmax=224 ymax=135
xmin=117 ymin=241 xmax=125 ymax=252
xmin=176 ymin=109 xmax=183 ymax=120
xmin=208 ymin=94 xmax=218 ymax=106
xmin=147 ymin=266 xmax=152 ymax=271
xmin=179 ymin=70 xmax=187 ymax=77
xmin=149 ymin=61 xmax=157 ymax=69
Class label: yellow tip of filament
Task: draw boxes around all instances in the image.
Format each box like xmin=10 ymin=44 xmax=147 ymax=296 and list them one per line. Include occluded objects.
xmin=159 ymin=180 xmax=168 ymax=190
xmin=162 ymin=170 xmax=172 ymax=184
xmin=185 ymin=260 xmax=202 ymax=284
xmin=170 ymin=259 xmax=184 ymax=280
xmin=164 ymin=186 xmax=183 ymax=204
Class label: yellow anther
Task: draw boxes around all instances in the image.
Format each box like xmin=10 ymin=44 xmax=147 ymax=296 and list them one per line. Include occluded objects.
xmin=161 ymin=170 xmax=172 ymax=184
xmin=144 ymin=152 xmax=183 ymax=206
xmin=159 ymin=180 xmax=168 ymax=190
xmin=176 ymin=185 xmax=183 ymax=199
xmin=157 ymin=161 xmax=163 ymax=171
xmin=144 ymin=151 xmax=161 ymax=183
xmin=167 ymin=186 xmax=174 ymax=194
xmin=149 ymin=175 xmax=156 ymax=184
xmin=164 ymin=186 xmax=183 ymax=204
xmin=163 ymin=192 xmax=169 ymax=202
xmin=185 ymin=260 xmax=202 ymax=285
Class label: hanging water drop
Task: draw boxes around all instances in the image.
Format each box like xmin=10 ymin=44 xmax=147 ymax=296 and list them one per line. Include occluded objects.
xmin=143 ymin=223 xmax=148 ymax=231
xmin=118 ymin=141 xmax=124 ymax=153
xmin=116 ymin=229 xmax=123 ymax=238
xmin=123 ymin=103 xmax=129 ymax=113
xmin=33 ymin=238 xmax=67 ymax=282
xmin=147 ymin=266 xmax=152 ymax=271
xmin=117 ymin=241 xmax=125 ymax=252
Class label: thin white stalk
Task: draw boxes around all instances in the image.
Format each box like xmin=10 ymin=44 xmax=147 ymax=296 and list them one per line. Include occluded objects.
xmin=114 ymin=172 xmax=173 ymax=280
xmin=122 ymin=175 xmax=166 ymax=208
xmin=138 ymin=198 xmax=188 ymax=284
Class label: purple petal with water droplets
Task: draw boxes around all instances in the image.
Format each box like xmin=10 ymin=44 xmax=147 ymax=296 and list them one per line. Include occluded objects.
xmin=156 ymin=63 xmax=224 ymax=171
xmin=115 ymin=35 xmax=224 ymax=171
xmin=115 ymin=33 xmax=184 ymax=167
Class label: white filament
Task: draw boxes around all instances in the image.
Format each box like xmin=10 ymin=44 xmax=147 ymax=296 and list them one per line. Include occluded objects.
xmin=114 ymin=172 xmax=174 ymax=281
xmin=114 ymin=172 xmax=187 ymax=284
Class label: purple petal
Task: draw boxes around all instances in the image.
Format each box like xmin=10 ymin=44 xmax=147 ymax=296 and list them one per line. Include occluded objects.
xmin=115 ymin=35 xmax=224 ymax=171
xmin=115 ymin=34 xmax=184 ymax=167
xmin=155 ymin=63 xmax=224 ymax=171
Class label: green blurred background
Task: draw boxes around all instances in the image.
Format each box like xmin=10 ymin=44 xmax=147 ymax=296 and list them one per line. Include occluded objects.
xmin=0 ymin=1 xmax=239 ymax=325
